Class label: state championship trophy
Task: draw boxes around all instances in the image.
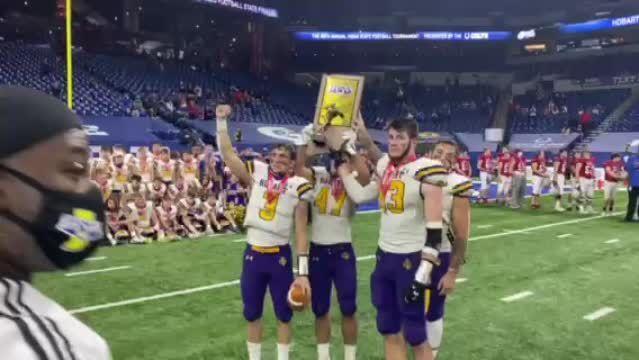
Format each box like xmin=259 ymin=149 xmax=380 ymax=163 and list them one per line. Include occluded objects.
xmin=308 ymin=74 xmax=365 ymax=155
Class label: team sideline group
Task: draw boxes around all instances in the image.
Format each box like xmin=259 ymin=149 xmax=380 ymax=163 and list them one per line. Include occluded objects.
xmin=476 ymin=146 xmax=627 ymax=215
xmin=88 ymin=104 xmax=627 ymax=360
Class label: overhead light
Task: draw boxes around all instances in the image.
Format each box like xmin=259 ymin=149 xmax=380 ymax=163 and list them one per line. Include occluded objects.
xmin=114 ymin=16 xmax=118 ymax=21
xmin=138 ymin=6 xmax=143 ymax=11
xmin=517 ymin=29 xmax=536 ymax=40
xmin=24 ymin=1 xmax=28 ymax=6
xmin=595 ymin=11 xmax=611 ymax=17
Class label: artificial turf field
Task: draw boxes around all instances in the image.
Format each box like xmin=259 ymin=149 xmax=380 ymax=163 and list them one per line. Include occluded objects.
xmin=35 ymin=193 xmax=639 ymax=360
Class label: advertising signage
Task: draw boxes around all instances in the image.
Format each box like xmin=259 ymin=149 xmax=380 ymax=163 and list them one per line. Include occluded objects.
xmin=294 ymin=31 xmax=512 ymax=42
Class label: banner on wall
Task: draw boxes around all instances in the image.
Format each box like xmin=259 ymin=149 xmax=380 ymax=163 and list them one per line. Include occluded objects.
xmin=185 ymin=120 xmax=391 ymax=148
xmin=509 ymin=133 xmax=580 ymax=152
xmin=81 ymin=116 xmax=179 ymax=147
xmin=555 ymin=75 xmax=639 ymax=91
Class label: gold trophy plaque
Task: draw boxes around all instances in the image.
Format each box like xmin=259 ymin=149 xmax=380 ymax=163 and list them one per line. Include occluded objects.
xmin=312 ymin=74 xmax=365 ymax=153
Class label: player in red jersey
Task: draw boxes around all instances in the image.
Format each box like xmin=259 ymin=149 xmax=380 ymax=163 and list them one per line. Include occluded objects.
xmin=576 ymin=150 xmax=596 ymax=214
xmin=552 ymin=150 xmax=570 ymax=212
xmin=496 ymin=148 xmax=513 ymax=205
xmin=455 ymin=150 xmax=472 ymax=178
xmin=567 ymin=151 xmax=582 ymax=211
xmin=477 ymin=148 xmax=494 ymax=203
xmin=530 ymin=150 xmax=549 ymax=209
xmin=602 ymin=153 xmax=627 ymax=215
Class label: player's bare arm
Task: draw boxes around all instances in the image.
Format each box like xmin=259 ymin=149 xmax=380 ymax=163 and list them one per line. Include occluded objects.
xmin=125 ymin=212 xmax=139 ymax=238
xmin=292 ymin=200 xmax=312 ymax=298
xmin=440 ymin=196 xmax=470 ymax=296
xmin=353 ymin=112 xmax=383 ymax=163
xmin=338 ymin=161 xmax=379 ymax=204
xmin=151 ymin=210 xmax=160 ymax=231
xmin=181 ymin=210 xmax=199 ymax=234
xmin=215 ymin=104 xmax=252 ymax=187
xmin=405 ymin=179 xmax=446 ymax=304
xmin=349 ymin=152 xmax=372 ymax=186
xmin=156 ymin=208 xmax=170 ymax=230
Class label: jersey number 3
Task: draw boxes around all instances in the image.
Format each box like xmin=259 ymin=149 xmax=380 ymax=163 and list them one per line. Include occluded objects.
xmin=259 ymin=193 xmax=279 ymax=221
xmin=384 ymin=180 xmax=405 ymax=214
xmin=315 ymin=187 xmax=347 ymax=216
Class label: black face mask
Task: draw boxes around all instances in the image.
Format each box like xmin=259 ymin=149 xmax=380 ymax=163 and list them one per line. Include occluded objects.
xmin=0 ymin=165 xmax=106 ymax=269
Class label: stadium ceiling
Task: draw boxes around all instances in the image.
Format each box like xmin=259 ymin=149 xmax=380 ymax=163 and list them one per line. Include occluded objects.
xmin=283 ymin=0 xmax=639 ymax=28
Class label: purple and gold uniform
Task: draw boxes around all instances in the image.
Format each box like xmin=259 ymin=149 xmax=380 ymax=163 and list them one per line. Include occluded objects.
xmin=309 ymin=167 xmax=358 ymax=318
xmin=371 ymin=155 xmax=448 ymax=346
xmin=241 ymin=160 xmax=313 ymax=323
xmin=226 ymin=182 xmax=247 ymax=206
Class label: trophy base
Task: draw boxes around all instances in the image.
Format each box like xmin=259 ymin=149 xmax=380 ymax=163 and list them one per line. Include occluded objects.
xmin=323 ymin=125 xmax=355 ymax=153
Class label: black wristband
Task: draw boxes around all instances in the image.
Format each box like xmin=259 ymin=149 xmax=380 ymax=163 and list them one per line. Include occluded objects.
xmin=425 ymin=227 xmax=443 ymax=249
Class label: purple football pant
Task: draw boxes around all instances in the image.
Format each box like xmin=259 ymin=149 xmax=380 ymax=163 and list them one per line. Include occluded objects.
xmin=309 ymin=243 xmax=357 ymax=318
xmin=371 ymin=248 xmax=427 ymax=347
xmin=241 ymin=244 xmax=294 ymax=323
xmin=426 ymin=252 xmax=451 ymax=321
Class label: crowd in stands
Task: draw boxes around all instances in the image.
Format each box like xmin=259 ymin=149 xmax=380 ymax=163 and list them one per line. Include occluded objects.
xmin=510 ymin=89 xmax=629 ymax=134
xmin=93 ymin=143 xmax=259 ymax=245
xmin=608 ymin=104 xmax=639 ymax=132
xmin=3 ymin=41 xmax=638 ymax=138
xmin=362 ymin=79 xmax=497 ymax=133
xmin=78 ymin=52 xmax=306 ymax=125
xmin=0 ymin=42 xmax=126 ymax=116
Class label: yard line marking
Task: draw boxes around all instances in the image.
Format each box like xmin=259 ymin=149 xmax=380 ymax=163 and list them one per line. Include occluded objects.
xmin=66 ymin=213 xmax=620 ymax=314
xmin=557 ymin=233 xmax=573 ymax=239
xmin=503 ymin=228 xmax=531 ymax=235
xmin=232 ymin=238 xmax=247 ymax=243
xmin=583 ymin=307 xmax=616 ymax=321
xmin=477 ymin=225 xmax=493 ymax=229
xmin=356 ymin=209 xmax=381 ymax=214
xmin=456 ymin=278 xmax=468 ymax=283
xmin=469 ymin=212 xmax=622 ymax=242
xmin=70 ymin=280 xmax=241 ymax=314
xmin=65 ymin=266 xmax=131 ymax=277
xmin=86 ymin=256 xmax=107 ymax=262
xmin=604 ymin=239 xmax=620 ymax=244
xmin=501 ymin=291 xmax=534 ymax=302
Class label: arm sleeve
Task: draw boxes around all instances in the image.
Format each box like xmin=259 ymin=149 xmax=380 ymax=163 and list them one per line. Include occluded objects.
xmin=451 ymin=180 xmax=474 ymax=198
xmin=342 ymin=174 xmax=379 ymax=204
xmin=296 ymin=180 xmax=315 ymax=202
xmin=414 ymin=159 xmax=448 ymax=186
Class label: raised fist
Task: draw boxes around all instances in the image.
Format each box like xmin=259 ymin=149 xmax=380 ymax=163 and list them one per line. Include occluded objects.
xmin=216 ymin=104 xmax=232 ymax=120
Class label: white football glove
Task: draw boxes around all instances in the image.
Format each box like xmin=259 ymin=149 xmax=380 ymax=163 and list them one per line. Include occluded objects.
xmin=340 ymin=130 xmax=357 ymax=156
xmin=295 ymin=124 xmax=314 ymax=146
